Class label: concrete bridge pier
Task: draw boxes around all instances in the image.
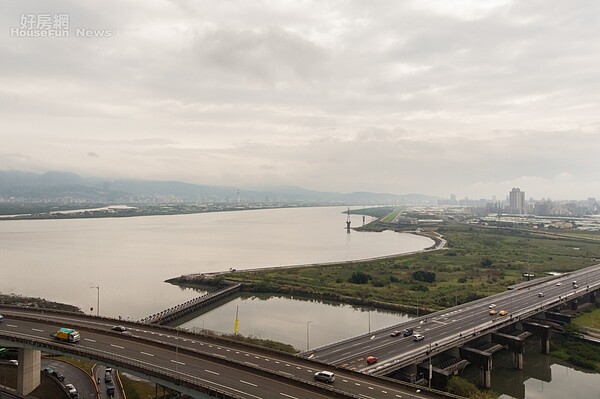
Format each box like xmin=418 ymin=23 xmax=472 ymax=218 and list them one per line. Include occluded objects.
xmin=492 ymin=332 xmax=525 ymax=370
xmin=16 ymin=348 xmax=41 ymax=396
xmin=459 ymin=347 xmax=492 ymax=388
xmin=523 ymin=321 xmax=551 ymax=354
xmin=590 ymin=291 xmax=596 ymax=303
xmin=571 ymin=298 xmax=578 ymax=310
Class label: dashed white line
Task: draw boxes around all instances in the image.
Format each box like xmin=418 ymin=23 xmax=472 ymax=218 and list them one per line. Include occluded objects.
xmin=205 ymin=369 xmax=220 ymax=375
xmin=84 ymin=338 xmax=96 ymax=343
xmin=140 ymin=351 xmax=154 ymax=357
xmin=240 ymin=380 xmax=257 ymax=387
xmin=280 ymin=393 xmax=298 ymax=399
xmin=31 ymin=328 xmax=44 ymax=332
xmin=6 ymin=324 xmax=18 ymax=328
xmin=171 ymin=360 xmax=185 ymax=365
xmin=110 ymin=344 xmax=124 ymax=349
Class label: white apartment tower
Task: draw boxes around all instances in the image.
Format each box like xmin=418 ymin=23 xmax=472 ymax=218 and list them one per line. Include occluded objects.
xmin=509 ymin=187 xmax=526 ymax=214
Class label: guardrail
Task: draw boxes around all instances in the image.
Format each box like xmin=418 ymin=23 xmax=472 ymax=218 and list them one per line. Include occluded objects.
xmin=0 ymin=323 xmax=360 ymax=399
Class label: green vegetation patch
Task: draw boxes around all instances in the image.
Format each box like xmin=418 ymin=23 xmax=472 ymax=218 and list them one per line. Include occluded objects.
xmin=208 ymin=225 xmax=600 ymax=313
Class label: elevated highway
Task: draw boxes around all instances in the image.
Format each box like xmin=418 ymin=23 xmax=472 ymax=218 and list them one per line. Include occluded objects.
xmin=0 ymin=307 xmax=456 ymax=399
xmin=304 ymin=264 xmax=600 ymax=376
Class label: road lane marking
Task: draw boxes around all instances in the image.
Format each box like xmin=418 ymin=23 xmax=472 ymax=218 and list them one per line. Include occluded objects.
xmin=205 ymin=369 xmax=219 ymax=375
xmin=280 ymin=393 xmax=298 ymax=399
xmin=171 ymin=360 xmax=185 ymax=365
xmin=32 ymin=328 xmax=44 ymax=332
xmin=6 ymin=324 xmax=18 ymax=328
xmin=110 ymin=344 xmax=124 ymax=349
xmin=244 ymin=362 xmax=259 ymax=367
xmin=359 ymin=394 xmax=376 ymax=399
xmin=240 ymin=380 xmax=257 ymax=387
xmin=85 ymin=338 xmax=96 ymax=343
xmin=140 ymin=352 xmax=154 ymax=357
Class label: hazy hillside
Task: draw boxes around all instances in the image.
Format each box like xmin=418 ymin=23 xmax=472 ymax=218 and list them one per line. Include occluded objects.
xmin=0 ymin=170 xmax=440 ymax=204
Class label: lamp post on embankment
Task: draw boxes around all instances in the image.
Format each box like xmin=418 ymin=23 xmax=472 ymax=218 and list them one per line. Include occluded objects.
xmin=90 ymin=285 xmax=100 ymax=316
xmin=306 ymin=320 xmax=313 ymax=350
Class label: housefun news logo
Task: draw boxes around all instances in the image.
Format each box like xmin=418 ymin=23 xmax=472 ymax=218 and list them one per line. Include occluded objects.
xmin=10 ymin=13 xmax=114 ymax=38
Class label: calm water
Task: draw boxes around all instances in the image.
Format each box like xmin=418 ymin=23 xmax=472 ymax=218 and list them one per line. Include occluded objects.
xmin=178 ymin=293 xmax=413 ymax=350
xmin=0 ymin=206 xmax=433 ymax=319
xmin=462 ymin=338 xmax=600 ymax=399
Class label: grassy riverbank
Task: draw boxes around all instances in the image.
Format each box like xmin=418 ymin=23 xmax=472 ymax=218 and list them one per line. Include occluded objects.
xmin=179 ymin=224 xmax=600 ymax=313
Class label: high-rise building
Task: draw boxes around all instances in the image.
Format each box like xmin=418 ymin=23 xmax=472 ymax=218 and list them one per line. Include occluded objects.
xmin=509 ymin=187 xmax=525 ymax=214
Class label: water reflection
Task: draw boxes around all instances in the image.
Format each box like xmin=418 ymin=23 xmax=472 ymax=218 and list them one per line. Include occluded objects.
xmin=461 ymin=339 xmax=600 ymax=399
xmin=177 ymin=293 xmax=413 ymax=350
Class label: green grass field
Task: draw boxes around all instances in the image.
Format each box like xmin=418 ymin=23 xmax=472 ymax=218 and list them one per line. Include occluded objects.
xmin=221 ymin=224 xmax=600 ymax=312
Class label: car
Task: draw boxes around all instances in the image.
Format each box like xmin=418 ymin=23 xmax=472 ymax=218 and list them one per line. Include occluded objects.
xmin=106 ymin=383 xmax=115 ymax=395
xmin=366 ymin=356 xmax=378 ymax=364
xmin=52 ymin=369 xmax=65 ymax=381
xmin=488 ymin=304 xmax=497 ymax=309
xmin=573 ymin=284 xmax=579 ymax=289
xmin=111 ymin=325 xmax=127 ymax=332
xmin=489 ymin=309 xmax=498 ymax=315
xmin=499 ymin=310 xmax=508 ymax=316
xmin=105 ymin=367 xmax=112 ymax=373
xmin=105 ymin=372 xmax=112 ymax=383
xmin=42 ymin=366 xmax=54 ymax=375
xmin=390 ymin=330 xmax=402 ymax=337
xmin=8 ymin=360 xmax=18 ymax=366
xmin=413 ymin=333 xmax=425 ymax=341
xmin=314 ymin=370 xmax=335 ymax=383
xmin=0 ymin=314 xmax=4 ymax=323
xmin=538 ymin=292 xmax=544 ymax=297
xmin=556 ymin=282 xmax=562 ymax=286
xmin=402 ymin=328 xmax=414 ymax=337
xmin=65 ymin=383 xmax=78 ymax=397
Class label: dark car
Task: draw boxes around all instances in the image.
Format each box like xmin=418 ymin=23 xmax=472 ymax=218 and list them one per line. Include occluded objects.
xmin=111 ymin=325 xmax=127 ymax=332
xmin=402 ymin=328 xmax=414 ymax=337
xmin=42 ymin=366 xmax=54 ymax=375
xmin=105 ymin=372 xmax=112 ymax=383
xmin=390 ymin=330 xmax=402 ymax=337
xmin=52 ymin=369 xmax=65 ymax=382
xmin=106 ymin=383 xmax=115 ymax=395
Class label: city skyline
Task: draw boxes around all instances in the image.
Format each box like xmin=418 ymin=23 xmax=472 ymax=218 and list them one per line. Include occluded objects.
xmin=1 ymin=1 xmax=600 ymax=200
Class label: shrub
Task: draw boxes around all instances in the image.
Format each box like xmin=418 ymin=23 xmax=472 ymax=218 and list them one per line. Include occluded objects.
xmin=412 ymin=270 xmax=436 ymax=283
xmin=349 ymin=271 xmax=371 ymax=284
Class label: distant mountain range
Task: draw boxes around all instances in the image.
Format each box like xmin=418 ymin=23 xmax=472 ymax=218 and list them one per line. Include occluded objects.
xmin=0 ymin=170 xmax=440 ymax=204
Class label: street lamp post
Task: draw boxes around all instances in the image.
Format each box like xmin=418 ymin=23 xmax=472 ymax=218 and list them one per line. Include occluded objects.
xmin=90 ymin=286 xmax=100 ymax=317
xmin=428 ymin=342 xmax=432 ymax=389
xmin=306 ymin=321 xmax=313 ymax=351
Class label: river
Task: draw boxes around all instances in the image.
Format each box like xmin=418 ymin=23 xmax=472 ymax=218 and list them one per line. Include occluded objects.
xmin=0 ymin=206 xmax=432 ymax=319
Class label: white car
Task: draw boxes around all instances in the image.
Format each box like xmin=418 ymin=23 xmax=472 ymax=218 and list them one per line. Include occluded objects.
xmin=314 ymin=370 xmax=335 ymax=383
xmin=413 ymin=333 xmax=425 ymax=341
xmin=488 ymin=304 xmax=497 ymax=309
xmin=556 ymin=282 xmax=562 ymax=286
xmin=65 ymin=383 xmax=77 ymax=396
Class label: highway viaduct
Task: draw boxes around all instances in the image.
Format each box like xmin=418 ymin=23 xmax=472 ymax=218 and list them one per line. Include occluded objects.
xmin=3 ymin=264 xmax=599 ymax=398
xmin=304 ymin=264 xmax=600 ymax=388
xmin=0 ymin=307 xmax=457 ymax=399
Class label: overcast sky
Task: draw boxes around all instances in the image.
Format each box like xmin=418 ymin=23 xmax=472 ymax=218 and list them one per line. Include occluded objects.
xmin=1 ymin=1 xmax=599 ymax=200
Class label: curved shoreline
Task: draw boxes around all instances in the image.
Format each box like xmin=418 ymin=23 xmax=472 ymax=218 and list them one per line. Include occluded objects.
xmin=177 ymin=230 xmax=446 ymax=279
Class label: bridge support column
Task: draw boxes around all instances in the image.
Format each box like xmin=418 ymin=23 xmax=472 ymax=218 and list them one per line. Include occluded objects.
xmin=590 ymin=291 xmax=596 ymax=303
xmin=523 ymin=321 xmax=551 ymax=354
xmin=513 ymin=351 xmax=523 ymax=370
xmin=480 ymin=357 xmax=492 ymax=389
xmin=571 ymin=298 xmax=578 ymax=310
xmin=459 ymin=347 xmax=492 ymax=389
xmin=16 ymin=348 xmax=41 ymax=396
